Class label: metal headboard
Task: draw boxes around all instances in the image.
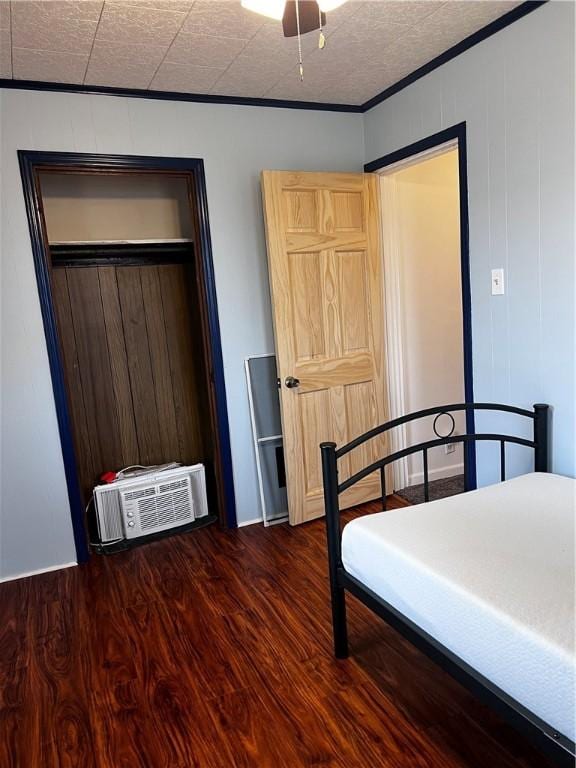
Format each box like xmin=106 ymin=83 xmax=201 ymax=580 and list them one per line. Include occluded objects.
xmin=322 ymin=402 xmax=549 ymax=511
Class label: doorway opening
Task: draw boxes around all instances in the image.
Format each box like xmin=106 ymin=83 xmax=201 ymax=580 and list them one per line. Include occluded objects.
xmin=19 ymin=152 xmax=236 ymax=562
xmin=365 ymin=123 xmax=476 ymax=497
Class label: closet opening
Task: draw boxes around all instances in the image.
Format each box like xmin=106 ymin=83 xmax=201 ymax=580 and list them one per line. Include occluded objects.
xmin=19 ymin=152 xmax=236 ymax=562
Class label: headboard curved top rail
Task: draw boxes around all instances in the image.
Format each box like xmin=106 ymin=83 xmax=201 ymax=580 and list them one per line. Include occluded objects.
xmin=321 ymin=403 xmax=550 ymax=501
xmin=336 ymin=402 xmax=545 ymax=459
xmin=338 ymin=433 xmax=536 ymax=495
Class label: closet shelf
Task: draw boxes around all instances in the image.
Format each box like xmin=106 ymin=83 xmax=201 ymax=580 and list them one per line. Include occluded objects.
xmin=50 ymin=239 xmax=195 ymax=268
xmin=49 ymin=238 xmax=194 ymax=246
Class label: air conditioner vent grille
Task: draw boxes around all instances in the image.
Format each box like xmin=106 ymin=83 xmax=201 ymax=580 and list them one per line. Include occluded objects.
xmin=158 ymin=479 xmax=189 ymax=494
xmin=120 ymin=476 xmax=194 ymax=537
xmin=124 ymin=487 xmax=155 ymax=501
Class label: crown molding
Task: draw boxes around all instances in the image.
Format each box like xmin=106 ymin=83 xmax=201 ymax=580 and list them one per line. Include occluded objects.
xmin=0 ymin=1 xmax=547 ymax=114
xmin=361 ymin=1 xmax=547 ymax=111
xmin=0 ymin=78 xmax=361 ymax=112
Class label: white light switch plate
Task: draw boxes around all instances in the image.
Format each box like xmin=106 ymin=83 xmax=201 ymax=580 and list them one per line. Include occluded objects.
xmin=491 ymin=268 xmax=505 ymax=295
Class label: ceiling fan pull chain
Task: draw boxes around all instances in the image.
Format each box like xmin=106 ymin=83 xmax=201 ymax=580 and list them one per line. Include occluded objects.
xmin=295 ymin=0 xmax=304 ymax=80
xmin=318 ymin=3 xmax=326 ymax=49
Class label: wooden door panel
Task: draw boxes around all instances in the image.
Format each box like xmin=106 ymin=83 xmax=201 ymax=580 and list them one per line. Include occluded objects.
xmin=293 ymin=354 xmax=374 ymax=392
xmin=345 ymin=381 xmax=382 ymax=476
xmin=339 ymin=250 xmax=369 ymax=353
xmin=262 ymin=171 xmax=388 ymax=525
xmin=284 ymin=189 xmax=317 ymax=232
xmin=332 ymin=190 xmax=364 ymax=232
xmin=289 ymin=252 xmax=324 ymax=361
xmin=300 ymin=388 xmax=331 ymax=496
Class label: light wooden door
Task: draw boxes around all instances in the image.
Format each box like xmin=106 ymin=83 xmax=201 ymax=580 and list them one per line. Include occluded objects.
xmin=262 ymin=171 xmax=388 ymax=525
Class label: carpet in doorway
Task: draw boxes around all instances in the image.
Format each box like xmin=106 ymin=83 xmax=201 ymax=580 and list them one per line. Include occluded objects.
xmin=397 ymin=475 xmax=465 ymax=505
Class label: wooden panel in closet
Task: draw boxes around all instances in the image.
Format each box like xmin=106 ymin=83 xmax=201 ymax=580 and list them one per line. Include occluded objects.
xmin=98 ymin=266 xmax=140 ymax=464
xmin=116 ymin=266 xmax=164 ymax=466
xmin=51 ymin=262 xmax=207 ymax=504
xmin=159 ymin=265 xmax=205 ymax=461
xmin=140 ymin=267 xmax=181 ymax=460
xmin=51 ymin=269 xmax=97 ymax=502
xmin=66 ymin=267 xmax=125 ymax=478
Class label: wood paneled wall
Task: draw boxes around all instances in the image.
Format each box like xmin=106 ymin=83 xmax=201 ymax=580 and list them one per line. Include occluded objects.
xmin=52 ymin=262 xmax=210 ymax=503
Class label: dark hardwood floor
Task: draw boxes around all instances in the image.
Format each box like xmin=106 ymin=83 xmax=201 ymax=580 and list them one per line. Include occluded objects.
xmin=0 ymin=498 xmax=554 ymax=767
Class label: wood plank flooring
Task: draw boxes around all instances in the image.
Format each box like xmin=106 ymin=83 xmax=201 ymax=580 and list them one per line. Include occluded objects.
xmin=0 ymin=499 xmax=554 ymax=767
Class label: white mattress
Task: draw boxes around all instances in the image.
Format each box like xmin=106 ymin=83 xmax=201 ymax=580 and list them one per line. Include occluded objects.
xmin=342 ymin=472 xmax=576 ymax=741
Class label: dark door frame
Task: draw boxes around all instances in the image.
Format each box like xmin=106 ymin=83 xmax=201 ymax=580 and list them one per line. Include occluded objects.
xmin=364 ymin=122 xmax=477 ymax=490
xmin=18 ymin=150 xmax=237 ymax=563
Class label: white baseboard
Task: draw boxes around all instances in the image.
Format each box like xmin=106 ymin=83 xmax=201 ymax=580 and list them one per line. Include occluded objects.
xmin=0 ymin=561 xmax=77 ymax=584
xmin=408 ymin=463 xmax=464 ymax=487
xmin=237 ymin=516 xmax=263 ymax=528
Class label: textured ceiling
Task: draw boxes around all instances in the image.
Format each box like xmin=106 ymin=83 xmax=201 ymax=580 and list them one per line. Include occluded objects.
xmin=0 ymin=1 xmax=523 ymax=106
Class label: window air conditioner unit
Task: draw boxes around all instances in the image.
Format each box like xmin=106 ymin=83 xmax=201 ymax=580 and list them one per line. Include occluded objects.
xmin=93 ymin=464 xmax=208 ymax=544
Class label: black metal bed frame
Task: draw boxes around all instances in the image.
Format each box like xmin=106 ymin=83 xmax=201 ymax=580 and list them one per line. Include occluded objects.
xmin=321 ymin=402 xmax=575 ymax=766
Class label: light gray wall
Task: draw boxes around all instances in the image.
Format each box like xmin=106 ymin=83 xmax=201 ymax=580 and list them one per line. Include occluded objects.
xmin=365 ymin=0 xmax=575 ymax=485
xmin=0 ymin=89 xmax=364 ymax=579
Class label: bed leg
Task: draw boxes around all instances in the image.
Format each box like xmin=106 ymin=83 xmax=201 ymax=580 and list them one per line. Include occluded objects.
xmin=321 ymin=441 xmax=349 ymax=659
xmin=331 ymin=581 xmax=349 ymax=658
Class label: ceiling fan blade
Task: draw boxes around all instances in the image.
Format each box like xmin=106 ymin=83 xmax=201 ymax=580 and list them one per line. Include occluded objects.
xmin=282 ymin=1 xmax=326 ymax=37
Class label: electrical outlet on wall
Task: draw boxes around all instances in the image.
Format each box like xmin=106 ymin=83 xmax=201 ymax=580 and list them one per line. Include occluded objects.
xmin=491 ymin=268 xmax=505 ymax=295
xmin=445 ymin=443 xmax=456 ymax=455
